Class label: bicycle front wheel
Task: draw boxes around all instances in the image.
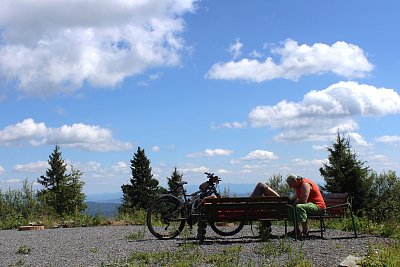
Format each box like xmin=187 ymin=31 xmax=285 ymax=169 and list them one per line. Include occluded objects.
xmin=210 ymin=220 xmax=245 ymax=236
xmin=147 ymin=196 xmax=186 ymax=239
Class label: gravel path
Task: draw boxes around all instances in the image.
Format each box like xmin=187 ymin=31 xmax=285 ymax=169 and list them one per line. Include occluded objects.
xmin=0 ymin=225 xmax=390 ymax=267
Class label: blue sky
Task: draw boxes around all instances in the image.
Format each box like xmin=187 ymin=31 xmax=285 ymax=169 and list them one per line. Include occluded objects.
xmin=0 ymin=0 xmax=399 ymax=195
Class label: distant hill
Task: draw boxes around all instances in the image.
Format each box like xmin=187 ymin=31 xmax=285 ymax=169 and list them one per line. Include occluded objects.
xmin=83 ymin=183 xmax=253 ymax=218
xmin=86 ymin=192 xmax=122 ymax=203
xmin=84 ymin=202 xmax=120 ymax=218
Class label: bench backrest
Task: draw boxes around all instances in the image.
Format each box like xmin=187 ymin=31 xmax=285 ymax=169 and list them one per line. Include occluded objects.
xmin=322 ymin=193 xmax=350 ymax=217
xmin=201 ymin=197 xmax=291 ymax=222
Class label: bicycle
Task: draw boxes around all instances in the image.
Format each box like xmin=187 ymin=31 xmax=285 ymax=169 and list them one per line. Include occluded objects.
xmin=146 ymin=172 xmax=245 ymax=239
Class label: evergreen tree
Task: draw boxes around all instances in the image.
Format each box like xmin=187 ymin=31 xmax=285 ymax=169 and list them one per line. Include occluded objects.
xmin=64 ymin=167 xmax=87 ymax=215
xmin=167 ymin=167 xmax=183 ymax=197
xmin=120 ymin=147 xmax=160 ymax=211
xmin=37 ymin=145 xmax=68 ymax=215
xmin=37 ymin=145 xmax=86 ymax=217
xmin=319 ymin=132 xmax=369 ymax=212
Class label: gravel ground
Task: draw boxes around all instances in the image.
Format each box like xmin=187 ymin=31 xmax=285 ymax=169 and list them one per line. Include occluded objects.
xmin=0 ymin=225 xmax=390 ymax=267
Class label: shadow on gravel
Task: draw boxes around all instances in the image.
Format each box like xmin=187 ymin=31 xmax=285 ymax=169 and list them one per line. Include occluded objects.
xmin=181 ymin=235 xmax=297 ymax=246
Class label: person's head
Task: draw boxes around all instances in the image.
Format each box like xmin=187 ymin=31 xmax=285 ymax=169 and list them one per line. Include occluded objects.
xmin=286 ymin=174 xmax=302 ymax=188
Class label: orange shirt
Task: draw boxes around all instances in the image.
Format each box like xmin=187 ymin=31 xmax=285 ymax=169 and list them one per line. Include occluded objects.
xmin=296 ymin=178 xmax=326 ymax=209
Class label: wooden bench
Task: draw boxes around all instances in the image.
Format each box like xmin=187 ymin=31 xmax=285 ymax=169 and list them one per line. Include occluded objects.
xmin=308 ymin=193 xmax=357 ymax=238
xmin=197 ymin=196 xmax=297 ymax=243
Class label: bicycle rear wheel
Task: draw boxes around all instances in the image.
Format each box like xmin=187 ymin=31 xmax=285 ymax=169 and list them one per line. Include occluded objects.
xmin=147 ymin=196 xmax=186 ymax=239
xmin=210 ymin=220 xmax=245 ymax=236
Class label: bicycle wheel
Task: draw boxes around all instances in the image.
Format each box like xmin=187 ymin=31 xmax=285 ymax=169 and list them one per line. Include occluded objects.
xmin=147 ymin=196 xmax=186 ymax=239
xmin=210 ymin=220 xmax=245 ymax=236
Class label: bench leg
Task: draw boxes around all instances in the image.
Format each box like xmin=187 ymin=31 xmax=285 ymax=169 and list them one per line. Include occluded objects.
xmin=350 ymin=209 xmax=357 ymax=238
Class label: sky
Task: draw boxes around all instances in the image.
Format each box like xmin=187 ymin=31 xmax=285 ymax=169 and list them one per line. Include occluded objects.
xmin=0 ymin=0 xmax=399 ymax=196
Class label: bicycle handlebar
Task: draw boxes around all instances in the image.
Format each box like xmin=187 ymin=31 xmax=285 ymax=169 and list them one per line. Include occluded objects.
xmin=204 ymin=172 xmax=221 ymax=182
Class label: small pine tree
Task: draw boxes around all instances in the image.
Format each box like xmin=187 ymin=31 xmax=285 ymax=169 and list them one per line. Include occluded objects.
xmin=319 ymin=132 xmax=370 ymax=212
xmin=167 ymin=168 xmax=183 ymax=197
xmin=120 ymin=147 xmax=160 ymax=211
xmin=64 ymin=167 xmax=87 ymax=215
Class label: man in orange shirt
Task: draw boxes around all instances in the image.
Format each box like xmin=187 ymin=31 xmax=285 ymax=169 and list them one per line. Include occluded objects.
xmin=286 ymin=174 xmax=326 ymax=237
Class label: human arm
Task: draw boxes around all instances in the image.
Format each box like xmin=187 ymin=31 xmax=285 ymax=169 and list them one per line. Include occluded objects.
xmin=295 ymin=182 xmax=311 ymax=204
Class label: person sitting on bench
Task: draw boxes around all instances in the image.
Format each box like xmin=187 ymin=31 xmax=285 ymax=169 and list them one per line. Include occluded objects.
xmin=286 ymin=174 xmax=326 ymax=237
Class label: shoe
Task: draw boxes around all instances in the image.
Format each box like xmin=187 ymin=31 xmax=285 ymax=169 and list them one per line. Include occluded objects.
xmin=300 ymin=231 xmax=309 ymax=239
xmin=287 ymin=229 xmax=301 ymax=236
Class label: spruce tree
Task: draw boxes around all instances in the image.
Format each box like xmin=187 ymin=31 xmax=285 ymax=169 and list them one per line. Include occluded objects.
xmin=120 ymin=147 xmax=160 ymax=211
xmin=167 ymin=167 xmax=183 ymax=197
xmin=37 ymin=145 xmax=86 ymax=217
xmin=37 ymin=145 xmax=68 ymax=215
xmin=64 ymin=167 xmax=87 ymax=215
xmin=319 ymin=132 xmax=369 ymax=212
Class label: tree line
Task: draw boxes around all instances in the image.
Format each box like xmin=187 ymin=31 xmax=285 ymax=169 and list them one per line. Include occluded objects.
xmin=1 ymin=133 xmax=399 ymax=230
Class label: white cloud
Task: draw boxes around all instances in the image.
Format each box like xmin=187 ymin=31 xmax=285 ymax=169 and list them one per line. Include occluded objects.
xmin=214 ymin=121 xmax=247 ymax=129
xmin=0 ymin=165 xmax=5 ymax=174
xmin=312 ymin=144 xmax=327 ymax=151
xmin=243 ymin=150 xmax=278 ymax=161
xmin=205 ymin=39 xmax=373 ymax=82
xmin=187 ymin=148 xmax=234 ymax=158
xmin=292 ymin=158 xmax=327 ymax=167
xmin=5 ymin=178 xmax=21 ymax=184
xmin=0 ymin=118 xmax=132 ymax=152
xmin=0 ymin=0 xmax=196 ymax=96
xmin=75 ymin=161 xmax=102 ymax=172
xmin=217 ymin=169 xmax=231 ymax=174
xmin=376 ymin=135 xmax=400 ymax=144
xmin=13 ymin=161 xmax=48 ymax=173
xmin=180 ymin=165 xmax=209 ymax=174
xmin=152 ymin=146 xmax=160 ymax=152
xmin=228 ymin=38 xmax=243 ymax=59
xmin=348 ymin=132 xmax=370 ymax=147
xmin=111 ymin=161 xmax=130 ymax=173
xmin=369 ymin=154 xmax=387 ymax=161
xmin=249 ymin=81 xmax=400 ymax=141
xmin=243 ymin=164 xmax=259 ymax=169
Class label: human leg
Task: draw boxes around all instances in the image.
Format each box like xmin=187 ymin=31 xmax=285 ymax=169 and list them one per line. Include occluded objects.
xmin=295 ymin=203 xmax=323 ymax=234
xmin=251 ymin=182 xmax=279 ymax=197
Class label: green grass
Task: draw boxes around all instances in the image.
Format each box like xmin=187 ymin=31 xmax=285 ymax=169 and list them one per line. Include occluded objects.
xmin=360 ymin=240 xmax=400 ymax=267
xmin=102 ymin=240 xmax=312 ymax=267
xmin=124 ymin=226 xmax=147 ymax=241
xmin=16 ymin=245 xmax=31 ymax=255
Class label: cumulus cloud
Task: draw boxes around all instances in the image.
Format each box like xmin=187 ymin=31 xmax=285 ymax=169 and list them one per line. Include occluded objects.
xmin=376 ymin=135 xmax=400 ymax=144
xmin=242 ymin=150 xmax=278 ymax=161
xmin=13 ymin=161 xmax=48 ymax=173
xmin=348 ymin=132 xmax=370 ymax=147
xmin=249 ymin=81 xmax=400 ymax=141
xmin=111 ymin=161 xmax=130 ymax=173
xmin=0 ymin=0 xmax=196 ymax=96
xmin=205 ymin=39 xmax=373 ymax=82
xmin=180 ymin=165 xmax=209 ymax=174
xmin=0 ymin=118 xmax=132 ymax=152
xmin=187 ymin=148 xmax=234 ymax=158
